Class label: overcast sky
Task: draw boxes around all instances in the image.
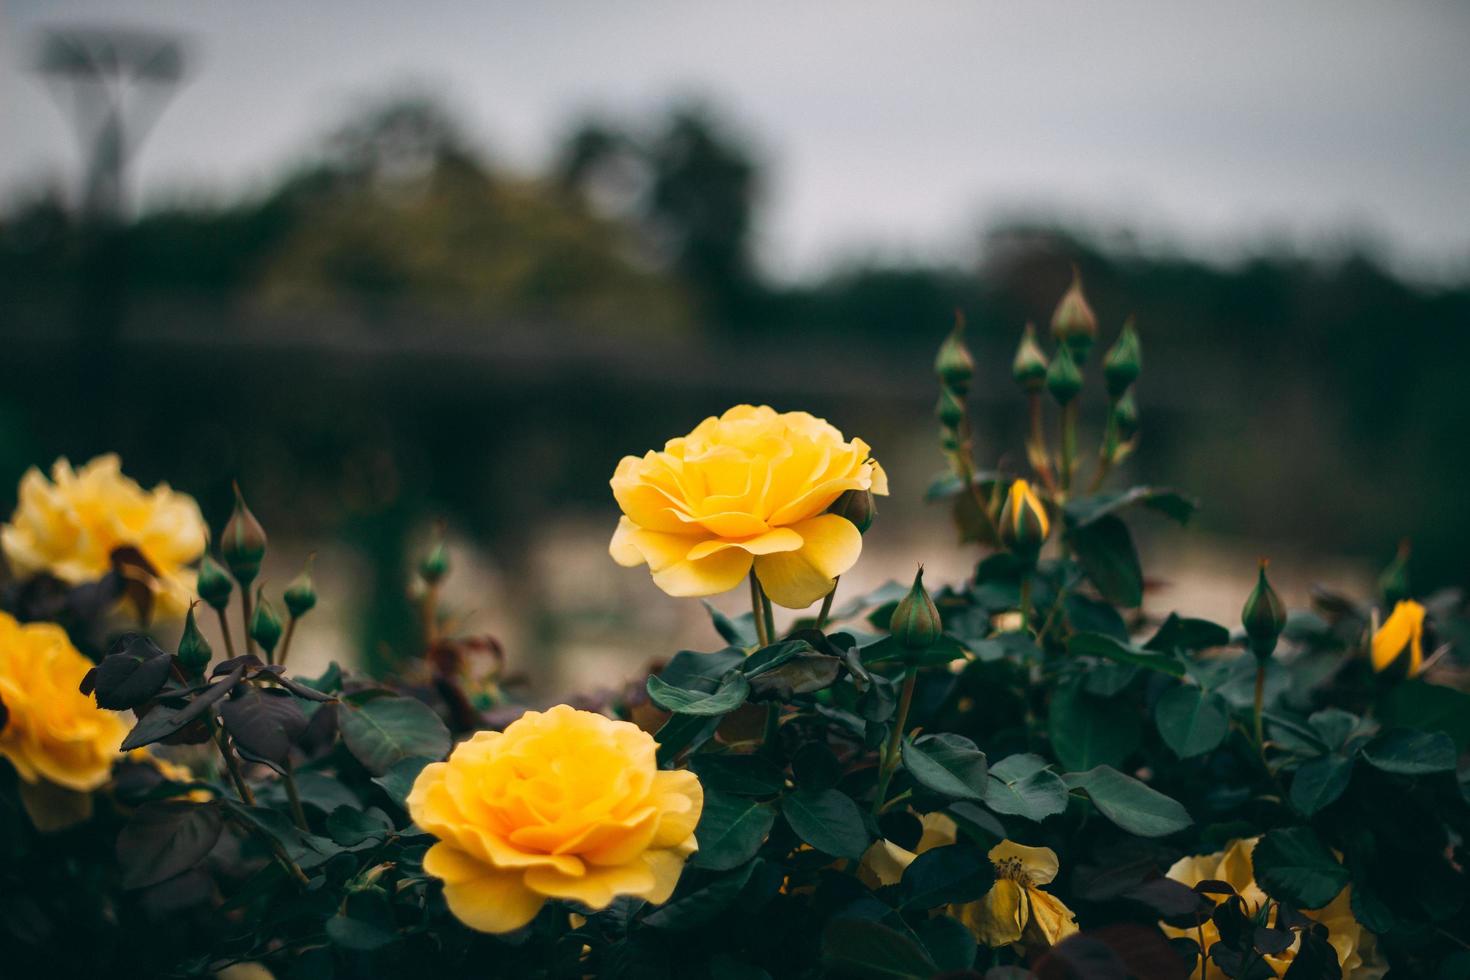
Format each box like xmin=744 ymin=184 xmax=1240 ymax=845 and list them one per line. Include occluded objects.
xmin=3 ymin=1 xmax=1468 ymax=280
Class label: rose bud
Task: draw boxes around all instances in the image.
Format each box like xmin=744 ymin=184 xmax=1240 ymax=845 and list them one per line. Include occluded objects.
xmin=249 ymin=587 xmax=283 ymax=656
xmin=890 ymin=567 xmax=942 ymax=651
xmin=1050 ymin=268 xmax=1098 ymax=363
xmin=284 ymin=560 xmax=318 ymax=618
xmin=221 ymin=484 xmax=267 ymax=588
xmin=177 ymin=602 xmax=213 ymax=678
xmin=999 ymin=479 xmax=1051 ymax=559
xmin=829 ymin=488 xmax=877 ymax=534
xmin=934 ymin=315 xmax=975 ymax=396
xmin=197 ymin=552 xmax=234 ymax=611
xmin=1371 ymin=599 xmax=1425 ymax=679
xmin=1011 ymin=322 xmax=1048 ymax=392
xmin=1241 ymin=560 xmax=1287 ymax=662
xmin=1044 ymin=343 xmax=1083 ymax=407
xmin=1103 ymin=317 xmax=1142 ymax=398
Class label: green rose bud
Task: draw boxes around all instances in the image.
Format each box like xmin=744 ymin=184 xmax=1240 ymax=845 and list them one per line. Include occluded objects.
xmin=177 ymin=602 xmax=213 ymax=678
xmin=1103 ymin=317 xmax=1142 ymax=398
xmin=934 ymin=314 xmax=974 ymax=396
xmin=221 ymin=484 xmax=267 ymax=588
xmin=1011 ymin=322 xmax=1048 ymax=392
xmin=998 ymin=479 xmax=1051 ymax=559
xmin=1050 ymin=269 xmax=1098 ymax=363
xmin=1045 ymin=342 xmax=1083 ymax=406
xmin=828 ymin=488 xmax=877 ymax=534
xmin=249 ymin=588 xmax=284 ymax=656
xmin=936 ymin=385 xmax=966 ymax=431
xmin=1112 ymin=390 xmax=1139 ymax=442
xmin=420 ymin=538 xmax=450 ymax=586
xmin=284 ymin=560 xmax=318 ymax=618
xmin=197 ymin=552 xmax=234 ymax=611
xmin=1241 ymin=560 xmax=1287 ymax=662
xmin=890 ymin=567 xmax=942 ymax=651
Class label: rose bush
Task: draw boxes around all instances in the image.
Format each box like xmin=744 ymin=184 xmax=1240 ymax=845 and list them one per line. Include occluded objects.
xmin=0 ymin=275 xmax=1465 ymax=978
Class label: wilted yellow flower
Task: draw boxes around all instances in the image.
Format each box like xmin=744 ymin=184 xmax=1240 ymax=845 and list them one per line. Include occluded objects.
xmin=610 ymin=405 xmax=887 ymax=608
xmin=2 ymin=455 xmax=207 ymax=620
xmin=858 ymin=816 xmax=1077 ymax=950
xmin=1163 ymin=837 xmax=1384 ymax=979
xmin=408 ymin=704 xmax=703 ymax=934
xmin=0 ymin=611 xmax=126 ymax=792
xmin=1371 ymin=600 xmax=1425 ymax=677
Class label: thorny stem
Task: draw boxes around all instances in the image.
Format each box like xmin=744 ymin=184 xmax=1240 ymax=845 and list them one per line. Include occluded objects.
xmin=816 ymin=577 xmax=840 ymax=631
xmin=750 ymin=571 xmax=771 ymax=648
xmin=760 ymin=587 xmax=777 ymax=647
xmin=872 ymin=668 xmax=918 ymax=815
xmin=1253 ymin=664 xmax=1266 ymax=750
xmin=214 ymin=607 xmax=237 ymax=661
xmin=283 ymin=756 xmax=308 ymax=832
xmin=1026 ymin=391 xmax=1057 ymax=492
xmin=278 ymin=615 xmax=299 ymax=670
xmin=229 ymin=813 xmax=311 ymax=888
xmin=209 ymin=721 xmax=255 ymax=806
xmin=1089 ymin=402 xmax=1119 ymax=493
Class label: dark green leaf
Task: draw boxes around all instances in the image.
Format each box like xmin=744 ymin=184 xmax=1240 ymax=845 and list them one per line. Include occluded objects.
xmin=1145 ymin=614 xmax=1231 ymax=654
xmin=901 ymin=734 xmax=988 ymax=802
xmin=1155 ymin=686 xmax=1230 ymax=759
xmin=1064 ymin=766 xmax=1192 ymax=837
xmin=647 ymin=671 xmax=750 ymax=716
xmin=89 ymin=633 xmax=172 ymax=710
xmin=691 ymin=792 xmax=776 ymax=871
xmin=984 ymin=753 xmax=1069 ymax=821
xmin=1377 ymin=681 xmax=1470 ymax=751
xmin=326 ymin=805 xmax=393 ymax=846
xmin=704 ymin=602 xmax=758 ymax=648
xmin=116 ymin=801 xmax=224 ymax=889
xmin=371 ymin=756 xmax=434 ymax=809
xmin=1067 ymin=514 xmax=1144 ymax=607
xmin=655 ymin=712 xmax=722 ymax=766
xmin=1049 ymin=682 xmax=1141 ymax=771
xmin=1360 ymin=729 xmax=1457 ymax=775
xmin=1253 ymin=827 xmax=1349 ymax=910
xmin=326 ymin=913 xmax=398 ymax=951
xmin=820 ymin=917 xmax=937 ymax=980
xmin=219 ymin=686 xmax=307 ymax=766
xmin=782 ymin=788 xmax=869 ymax=860
xmin=339 ymin=696 xmax=451 ymax=776
xmin=1069 ymin=631 xmax=1185 ymax=678
xmin=1065 ymin=487 xmax=1197 ymax=527
xmin=689 ymin=754 xmax=785 ymax=797
xmin=1289 ymin=755 xmax=1354 ymax=817
xmin=659 ymin=648 xmax=747 ymax=691
xmin=912 ymin=914 xmax=977 ymax=973
xmin=897 ymin=843 xmax=995 ymax=909
xmin=643 ymin=859 xmax=760 ymax=930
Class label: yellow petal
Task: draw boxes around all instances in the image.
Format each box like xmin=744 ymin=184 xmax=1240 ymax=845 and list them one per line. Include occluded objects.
xmin=989 ymin=840 xmax=1060 ymax=885
xmin=1022 ymin=885 xmax=1079 ymax=947
xmin=609 ymin=517 xmax=647 ymax=567
xmin=524 ymin=860 xmax=657 ymax=910
xmin=650 ymin=769 xmax=704 ymax=849
xmin=753 ymin=515 xmax=863 ymax=608
xmin=869 ymin=460 xmax=890 ymax=496
xmin=686 ymin=527 xmax=803 ymax=561
xmin=1372 ymin=600 xmax=1425 ymax=675
xmin=915 ymin=812 xmax=959 ymax=854
xmin=641 ymin=848 xmax=690 ymax=905
xmin=858 ymin=839 xmax=919 ymax=888
xmin=961 ymin=878 xmax=1027 ymax=947
xmin=442 ymin=869 xmax=546 ymax=934
xmin=650 ymin=547 xmax=754 ymax=598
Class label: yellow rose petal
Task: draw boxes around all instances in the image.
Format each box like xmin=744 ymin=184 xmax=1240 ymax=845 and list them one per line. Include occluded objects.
xmin=754 ymin=514 xmax=863 ymax=608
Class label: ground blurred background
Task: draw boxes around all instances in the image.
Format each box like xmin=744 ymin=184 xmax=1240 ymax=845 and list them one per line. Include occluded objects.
xmin=2 ymin=2 xmax=1467 ymax=694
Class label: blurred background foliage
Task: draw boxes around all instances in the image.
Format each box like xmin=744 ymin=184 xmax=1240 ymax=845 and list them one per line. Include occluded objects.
xmin=2 ymin=91 xmax=1466 ymax=686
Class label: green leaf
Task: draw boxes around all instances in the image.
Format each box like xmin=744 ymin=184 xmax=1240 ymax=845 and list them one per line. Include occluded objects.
xmin=1069 ymin=631 xmax=1185 ymax=678
xmin=339 ymin=696 xmax=451 ymax=776
xmin=1145 ymin=614 xmax=1231 ymax=653
xmin=1360 ymin=729 xmax=1457 ymax=775
xmin=1252 ymin=827 xmax=1350 ymax=910
xmin=116 ymin=801 xmax=224 ymax=889
xmin=691 ymin=792 xmax=776 ymax=871
xmin=659 ymin=648 xmax=748 ymax=691
xmin=655 ymin=712 xmax=722 ymax=766
xmin=911 ymin=915 xmax=977 ymax=973
xmin=1064 ymin=765 xmax=1192 ymax=837
xmin=897 ymin=843 xmax=995 ymax=909
xmin=859 ymin=634 xmax=969 ymax=668
xmin=704 ymin=602 xmax=758 ymax=648
xmin=1065 ymin=486 xmax=1198 ymax=527
xmin=1048 ymin=682 xmax=1141 ymax=771
xmin=1377 ymin=680 xmax=1470 ymax=751
xmin=647 ymin=671 xmax=750 ymax=715
xmin=820 ymin=917 xmax=937 ymax=980
xmin=1067 ymin=514 xmax=1143 ymax=607
xmin=371 ymin=756 xmax=434 ymax=809
xmin=689 ymin=754 xmax=785 ymax=797
xmin=1289 ymin=755 xmax=1354 ymax=817
xmin=983 ymin=753 xmax=1069 ymax=822
xmin=326 ymin=913 xmax=398 ymax=951
xmin=782 ymin=788 xmax=869 ymax=860
xmin=1154 ymin=686 xmax=1230 ymax=759
xmin=900 ymin=734 xmax=988 ymax=802
xmin=326 ymin=805 xmax=393 ymax=847
xmin=643 ymin=859 xmax=761 ymax=930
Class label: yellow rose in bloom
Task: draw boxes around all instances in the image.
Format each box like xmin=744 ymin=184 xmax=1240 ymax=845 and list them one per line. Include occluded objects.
xmin=0 ymin=611 xmax=126 ymax=792
xmin=858 ymin=816 xmax=1078 ymax=950
xmin=1163 ymin=838 xmax=1385 ymax=979
xmin=1371 ymin=600 xmax=1425 ymax=677
xmin=609 ymin=405 xmax=888 ymax=608
xmin=1 ymin=454 xmax=207 ymax=620
xmin=408 ymin=704 xmax=703 ymax=934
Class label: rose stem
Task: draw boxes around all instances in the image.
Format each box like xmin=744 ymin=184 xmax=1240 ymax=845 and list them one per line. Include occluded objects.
xmin=872 ymin=667 xmax=917 ymax=815
xmin=815 ymin=577 xmax=840 ymax=632
xmin=749 ymin=571 xmax=770 ymax=648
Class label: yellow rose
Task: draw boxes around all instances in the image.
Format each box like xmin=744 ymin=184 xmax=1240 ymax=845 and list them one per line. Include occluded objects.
xmin=1371 ymin=600 xmax=1425 ymax=677
xmin=2 ymin=454 xmax=207 ymax=620
xmin=0 ymin=611 xmax=126 ymax=792
xmin=1163 ymin=837 xmax=1385 ymax=979
xmin=858 ymin=816 xmax=1078 ymax=950
xmin=609 ymin=405 xmax=888 ymax=608
xmin=408 ymin=704 xmax=703 ymax=934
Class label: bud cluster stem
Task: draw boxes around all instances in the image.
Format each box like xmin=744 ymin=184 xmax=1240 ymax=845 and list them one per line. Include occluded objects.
xmin=872 ymin=667 xmax=917 ymax=816
xmin=241 ymin=586 xmax=256 ymax=659
xmin=1026 ymin=392 xmax=1057 ymax=492
xmin=1058 ymin=402 xmax=1078 ymax=497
